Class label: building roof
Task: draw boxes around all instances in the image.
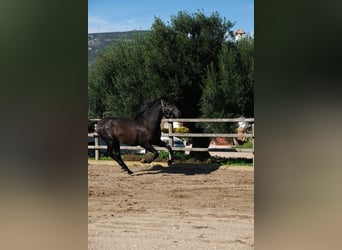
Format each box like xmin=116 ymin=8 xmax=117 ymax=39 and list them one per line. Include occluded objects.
xmin=234 ymin=28 xmax=246 ymax=35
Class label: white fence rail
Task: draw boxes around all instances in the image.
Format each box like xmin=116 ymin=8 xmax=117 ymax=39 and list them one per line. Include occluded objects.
xmin=88 ymin=118 xmax=254 ymax=162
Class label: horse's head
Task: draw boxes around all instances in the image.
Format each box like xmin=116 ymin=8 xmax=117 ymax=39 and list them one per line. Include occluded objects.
xmin=160 ymin=99 xmax=181 ymax=118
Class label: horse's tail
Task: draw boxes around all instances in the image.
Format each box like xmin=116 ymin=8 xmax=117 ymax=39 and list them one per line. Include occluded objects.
xmin=88 ymin=120 xmax=97 ymax=133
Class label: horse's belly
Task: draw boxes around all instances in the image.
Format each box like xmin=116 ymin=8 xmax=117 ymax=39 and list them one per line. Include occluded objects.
xmin=114 ymin=124 xmax=137 ymax=145
xmin=119 ymin=137 xmax=137 ymax=145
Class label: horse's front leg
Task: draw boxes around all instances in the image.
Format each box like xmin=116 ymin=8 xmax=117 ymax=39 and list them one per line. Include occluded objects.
xmin=165 ymin=144 xmax=174 ymax=166
xmin=154 ymin=140 xmax=173 ymax=166
xmin=140 ymin=143 xmax=159 ymax=164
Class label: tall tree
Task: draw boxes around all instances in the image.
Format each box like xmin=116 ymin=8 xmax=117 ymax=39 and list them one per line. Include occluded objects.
xmin=201 ymin=36 xmax=254 ymax=133
xmin=88 ymin=34 xmax=156 ymax=117
xmin=89 ymin=11 xmax=234 ymax=120
xmin=147 ymin=11 xmax=234 ymax=159
xmin=148 ymin=11 xmax=234 ymax=117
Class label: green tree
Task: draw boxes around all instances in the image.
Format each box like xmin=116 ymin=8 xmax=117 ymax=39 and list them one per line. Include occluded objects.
xmin=147 ymin=11 xmax=234 ymax=159
xmin=88 ymin=34 xmax=156 ymax=117
xmin=148 ymin=11 xmax=234 ymax=117
xmin=201 ymin=36 xmax=254 ymax=133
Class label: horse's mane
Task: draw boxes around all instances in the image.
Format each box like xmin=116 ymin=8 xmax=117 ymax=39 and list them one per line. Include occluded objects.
xmin=88 ymin=120 xmax=98 ymax=133
xmin=132 ymin=98 xmax=161 ymax=119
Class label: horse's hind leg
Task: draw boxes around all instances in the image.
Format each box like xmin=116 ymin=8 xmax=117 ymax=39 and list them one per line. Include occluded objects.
xmin=108 ymin=139 xmax=133 ymax=175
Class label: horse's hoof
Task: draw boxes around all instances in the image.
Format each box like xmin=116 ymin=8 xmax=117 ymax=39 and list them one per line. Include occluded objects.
xmin=141 ymin=159 xmax=151 ymax=164
xmin=127 ymin=170 xmax=134 ymax=175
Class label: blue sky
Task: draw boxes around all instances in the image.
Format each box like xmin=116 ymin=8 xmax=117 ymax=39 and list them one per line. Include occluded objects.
xmin=88 ymin=0 xmax=254 ymax=35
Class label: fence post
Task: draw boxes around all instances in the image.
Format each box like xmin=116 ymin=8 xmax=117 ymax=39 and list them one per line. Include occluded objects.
xmin=168 ymin=121 xmax=173 ymax=162
xmin=252 ymin=123 xmax=254 ymax=166
xmin=94 ymin=124 xmax=99 ymax=161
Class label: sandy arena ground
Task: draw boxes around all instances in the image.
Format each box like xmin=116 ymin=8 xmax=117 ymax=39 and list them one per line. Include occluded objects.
xmin=88 ymin=161 xmax=254 ymax=249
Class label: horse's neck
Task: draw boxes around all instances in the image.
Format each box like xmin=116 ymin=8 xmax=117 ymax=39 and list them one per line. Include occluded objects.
xmin=141 ymin=105 xmax=163 ymax=130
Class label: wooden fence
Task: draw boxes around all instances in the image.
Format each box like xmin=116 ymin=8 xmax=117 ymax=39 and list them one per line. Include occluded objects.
xmin=88 ymin=118 xmax=254 ymax=163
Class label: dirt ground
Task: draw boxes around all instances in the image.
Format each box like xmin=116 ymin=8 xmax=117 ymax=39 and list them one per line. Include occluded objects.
xmin=88 ymin=160 xmax=254 ymax=249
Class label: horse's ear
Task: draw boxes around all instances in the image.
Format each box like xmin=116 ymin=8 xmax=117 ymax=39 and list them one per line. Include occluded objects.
xmin=159 ymin=95 xmax=168 ymax=102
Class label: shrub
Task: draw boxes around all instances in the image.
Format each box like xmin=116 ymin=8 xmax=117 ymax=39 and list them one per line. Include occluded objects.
xmin=158 ymin=151 xmax=187 ymax=161
xmin=158 ymin=151 xmax=169 ymax=159
xmin=233 ymin=138 xmax=253 ymax=148
xmin=174 ymin=126 xmax=189 ymax=133
xmin=162 ymin=126 xmax=189 ymax=133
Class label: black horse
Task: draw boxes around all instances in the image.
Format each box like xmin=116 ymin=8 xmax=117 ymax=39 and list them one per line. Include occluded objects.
xmin=89 ymin=98 xmax=181 ymax=175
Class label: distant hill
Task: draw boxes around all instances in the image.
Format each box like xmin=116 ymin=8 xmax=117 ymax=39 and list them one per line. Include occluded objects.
xmin=88 ymin=30 xmax=149 ymax=64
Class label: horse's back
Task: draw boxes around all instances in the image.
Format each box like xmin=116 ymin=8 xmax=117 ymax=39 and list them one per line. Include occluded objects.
xmin=97 ymin=117 xmax=138 ymax=145
xmin=97 ymin=117 xmax=134 ymax=132
xmin=97 ymin=116 xmax=122 ymax=126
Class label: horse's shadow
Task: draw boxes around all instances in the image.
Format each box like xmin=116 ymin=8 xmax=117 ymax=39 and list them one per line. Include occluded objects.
xmin=132 ymin=163 xmax=220 ymax=176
